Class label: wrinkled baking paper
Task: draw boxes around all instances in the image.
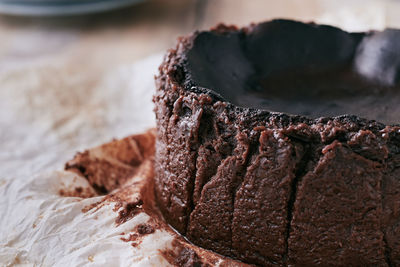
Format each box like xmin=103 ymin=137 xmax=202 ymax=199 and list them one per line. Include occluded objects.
xmin=0 ymin=54 xmax=165 ymax=266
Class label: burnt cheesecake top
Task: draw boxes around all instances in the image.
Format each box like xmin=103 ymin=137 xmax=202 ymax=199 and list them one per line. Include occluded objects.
xmin=181 ymin=19 xmax=400 ymax=125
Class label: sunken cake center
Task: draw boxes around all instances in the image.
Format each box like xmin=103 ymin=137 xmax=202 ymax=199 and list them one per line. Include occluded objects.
xmin=185 ymin=21 xmax=400 ymax=124
xmin=241 ymin=67 xmax=399 ymax=124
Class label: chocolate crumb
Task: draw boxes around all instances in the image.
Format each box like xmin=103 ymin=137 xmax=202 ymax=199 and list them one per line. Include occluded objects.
xmin=82 ymin=200 xmax=103 ymax=213
xmin=160 ymin=240 xmax=206 ymax=267
xmin=115 ymin=199 xmax=143 ymax=226
xmin=137 ymin=223 xmax=155 ymax=235
xmin=121 ymin=233 xmax=139 ymax=243
xmin=113 ymin=202 xmax=123 ymax=212
xmin=59 ymin=186 xmax=95 ymax=198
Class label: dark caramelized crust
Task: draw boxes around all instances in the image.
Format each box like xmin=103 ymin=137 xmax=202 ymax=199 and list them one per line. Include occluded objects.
xmin=153 ymin=20 xmax=400 ymax=266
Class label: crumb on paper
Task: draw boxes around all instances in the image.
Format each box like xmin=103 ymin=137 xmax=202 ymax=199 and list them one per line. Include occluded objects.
xmin=59 ymin=186 xmax=96 ymax=198
xmin=88 ymin=255 xmax=94 ymax=262
xmin=120 ymin=223 xmax=155 ymax=248
xmin=14 ymin=256 xmax=21 ymax=264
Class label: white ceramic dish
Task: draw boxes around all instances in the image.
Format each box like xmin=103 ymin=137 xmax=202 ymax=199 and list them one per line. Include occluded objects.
xmin=0 ymin=0 xmax=145 ymax=16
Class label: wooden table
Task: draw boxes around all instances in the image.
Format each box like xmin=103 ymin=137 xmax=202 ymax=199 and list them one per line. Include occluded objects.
xmin=1 ymin=0 xmax=398 ymax=80
xmin=0 ymin=0 xmax=322 ymax=70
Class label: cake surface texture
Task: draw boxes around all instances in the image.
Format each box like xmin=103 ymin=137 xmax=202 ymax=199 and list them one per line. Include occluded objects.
xmin=153 ymin=19 xmax=400 ymax=266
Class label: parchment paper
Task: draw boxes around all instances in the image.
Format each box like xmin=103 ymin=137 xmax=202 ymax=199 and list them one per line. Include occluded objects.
xmin=0 ymin=54 xmax=165 ymax=266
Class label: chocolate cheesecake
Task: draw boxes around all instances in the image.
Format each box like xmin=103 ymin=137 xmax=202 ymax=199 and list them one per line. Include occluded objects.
xmin=153 ymin=19 xmax=400 ymax=266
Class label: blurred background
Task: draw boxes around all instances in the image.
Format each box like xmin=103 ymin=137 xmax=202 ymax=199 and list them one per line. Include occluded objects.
xmin=2 ymin=0 xmax=400 ymax=177
xmin=2 ymin=0 xmax=400 ymax=79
